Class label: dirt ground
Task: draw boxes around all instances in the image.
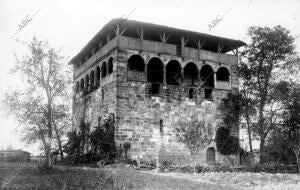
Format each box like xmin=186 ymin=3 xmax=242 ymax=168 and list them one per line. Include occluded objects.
xmin=143 ymin=170 xmax=300 ymax=190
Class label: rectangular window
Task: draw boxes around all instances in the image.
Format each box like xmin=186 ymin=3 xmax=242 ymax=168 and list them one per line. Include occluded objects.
xmin=150 ymin=83 xmax=160 ymax=95
xmin=204 ymin=89 xmax=213 ymax=100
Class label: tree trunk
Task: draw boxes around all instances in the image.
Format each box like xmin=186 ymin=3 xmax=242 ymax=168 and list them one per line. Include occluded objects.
xmin=193 ymin=161 xmax=196 ymax=174
xmin=39 ymin=126 xmax=52 ymax=167
xmin=259 ymin=137 xmax=265 ymax=163
xmin=245 ymin=112 xmax=254 ymax=164
xmin=54 ymin=124 xmax=64 ymax=161
xmin=293 ymin=147 xmax=300 ymax=173
xmin=258 ymin=96 xmax=266 ymax=163
xmin=45 ymin=145 xmax=51 ymax=167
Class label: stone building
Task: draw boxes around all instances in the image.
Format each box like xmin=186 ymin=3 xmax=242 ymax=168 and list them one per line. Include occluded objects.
xmin=69 ymin=19 xmax=245 ymax=166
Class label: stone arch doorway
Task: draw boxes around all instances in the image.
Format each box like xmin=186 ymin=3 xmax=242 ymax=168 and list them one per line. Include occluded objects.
xmin=206 ymin=147 xmax=216 ymax=165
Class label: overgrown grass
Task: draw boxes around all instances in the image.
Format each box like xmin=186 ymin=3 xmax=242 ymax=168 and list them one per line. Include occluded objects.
xmin=0 ymin=162 xmax=236 ymax=190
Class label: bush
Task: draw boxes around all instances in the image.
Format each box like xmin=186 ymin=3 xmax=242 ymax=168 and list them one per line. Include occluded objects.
xmin=159 ymin=158 xmax=174 ymax=171
xmin=179 ymin=165 xmax=194 ymax=173
xmin=64 ymin=114 xmax=117 ymax=165
xmin=90 ymin=114 xmax=117 ymax=164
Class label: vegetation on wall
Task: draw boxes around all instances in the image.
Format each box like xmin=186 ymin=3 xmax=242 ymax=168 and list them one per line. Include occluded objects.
xmin=215 ymin=127 xmax=239 ymax=155
xmin=90 ymin=113 xmax=117 ymax=164
xmin=64 ymin=114 xmax=116 ymax=165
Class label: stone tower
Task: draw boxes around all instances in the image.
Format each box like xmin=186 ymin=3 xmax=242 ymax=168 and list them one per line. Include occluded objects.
xmin=69 ymin=19 xmax=245 ymax=165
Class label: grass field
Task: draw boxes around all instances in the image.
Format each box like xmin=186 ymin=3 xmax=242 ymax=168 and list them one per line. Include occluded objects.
xmin=0 ymin=162 xmax=235 ymax=190
xmin=0 ymin=161 xmax=299 ymax=190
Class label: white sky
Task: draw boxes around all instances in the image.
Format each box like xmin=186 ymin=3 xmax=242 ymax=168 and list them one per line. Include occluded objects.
xmin=0 ymin=0 xmax=299 ymax=155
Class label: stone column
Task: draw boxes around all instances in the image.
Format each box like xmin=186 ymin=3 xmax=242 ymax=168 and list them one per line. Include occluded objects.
xmin=163 ymin=65 xmax=166 ymax=84
xmin=181 ymin=68 xmax=184 ymax=85
xmin=213 ymin=72 xmax=217 ymax=88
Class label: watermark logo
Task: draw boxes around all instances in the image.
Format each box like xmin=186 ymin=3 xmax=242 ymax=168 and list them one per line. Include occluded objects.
xmin=1 ymin=172 xmax=18 ymax=188
xmin=207 ymin=8 xmax=231 ymax=33
xmin=10 ymin=8 xmax=41 ymax=39
xmin=114 ymin=8 xmax=136 ymax=30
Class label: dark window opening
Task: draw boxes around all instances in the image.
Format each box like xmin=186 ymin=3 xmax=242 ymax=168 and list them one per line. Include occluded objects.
xmin=176 ymin=45 xmax=181 ymax=56
xmin=85 ymin=75 xmax=89 ymax=91
xmin=188 ymin=88 xmax=194 ymax=99
xmin=80 ymin=78 xmax=84 ymax=91
xmin=150 ymin=83 xmax=160 ymax=95
xmin=200 ymin=65 xmax=214 ymax=88
xmin=205 ymin=89 xmax=213 ymax=100
xmin=75 ymin=82 xmax=79 ymax=93
xmin=166 ymin=60 xmax=181 ymax=85
xmin=108 ymin=57 xmax=113 ymax=74
xmin=90 ymin=71 xmax=95 ymax=90
xmin=147 ymin=57 xmax=163 ymax=83
xmin=184 ymin=62 xmax=199 ymax=86
xmin=101 ymin=89 xmax=104 ymax=100
xmin=216 ymin=67 xmax=230 ymax=81
xmin=96 ymin=66 xmax=100 ymax=87
xmin=101 ymin=62 xmax=107 ymax=78
xmin=160 ymin=119 xmax=164 ymax=135
xmin=128 ymin=55 xmax=145 ymax=72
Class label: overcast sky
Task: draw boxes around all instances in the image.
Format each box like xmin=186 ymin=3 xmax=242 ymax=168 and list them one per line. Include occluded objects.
xmin=0 ymin=0 xmax=299 ymax=154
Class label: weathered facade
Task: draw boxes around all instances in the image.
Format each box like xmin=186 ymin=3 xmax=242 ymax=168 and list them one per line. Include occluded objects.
xmin=69 ymin=19 xmax=245 ymax=166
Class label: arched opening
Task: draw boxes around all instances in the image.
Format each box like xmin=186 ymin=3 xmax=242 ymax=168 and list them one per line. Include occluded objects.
xmin=147 ymin=57 xmax=163 ymax=83
xmin=101 ymin=62 xmax=107 ymax=78
xmin=166 ymin=60 xmax=181 ymax=85
xmin=85 ymin=75 xmax=89 ymax=91
xmin=108 ymin=57 xmax=113 ymax=74
xmin=96 ymin=66 xmax=100 ymax=87
xmin=184 ymin=62 xmax=199 ymax=86
xmin=80 ymin=78 xmax=84 ymax=91
xmin=200 ymin=65 xmax=214 ymax=88
xmin=216 ymin=67 xmax=230 ymax=81
xmin=128 ymin=55 xmax=145 ymax=71
xmin=90 ymin=71 xmax=95 ymax=90
xmin=206 ymin=147 xmax=216 ymax=165
xmin=75 ymin=81 xmax=79 ymax=93
xmin=127 ymin=54 xmax=145 ymax=81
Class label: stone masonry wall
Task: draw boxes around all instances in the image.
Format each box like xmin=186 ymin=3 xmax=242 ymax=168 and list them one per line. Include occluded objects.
xmin=73 ymin=50 xmax=118 ymax=132
xmin=115 ymin=49 xmax=240 ymax=166
xmin=72 ymin=46 xmax=240 ymax=166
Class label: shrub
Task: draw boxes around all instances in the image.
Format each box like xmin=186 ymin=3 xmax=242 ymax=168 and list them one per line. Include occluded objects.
xmin=63 ymin=131 xmax=81 ymax=164
xmin=215 ymin=127 xmax=239 ymax=155
xmin=90 ymin=113 xmax=117 ymax=164
xmin=64 ymin=114 xmax=117 ymax=165
xmin=159 ymin=158 xmax=174 ymax=171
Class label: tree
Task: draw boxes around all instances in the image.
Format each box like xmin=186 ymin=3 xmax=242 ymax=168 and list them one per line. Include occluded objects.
xmin=52 ymin=104 xmax=71 ymax=161
xmin=240 ymin=25 xmax=298 ymax=162
xmin=262 ymin=83 xmax=300 ymax=172
xmin=238 ymin=65 xmax=258 ymax=158
xmin=282 ymin=84 xmax=300 ymax=172
xmin=175 ymin=101 xmax=216 ymax=173
xmin=2 ymin=37 xmax=71 ymax=167
xmin=218 ymin=92 xmax=241 ymax=155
